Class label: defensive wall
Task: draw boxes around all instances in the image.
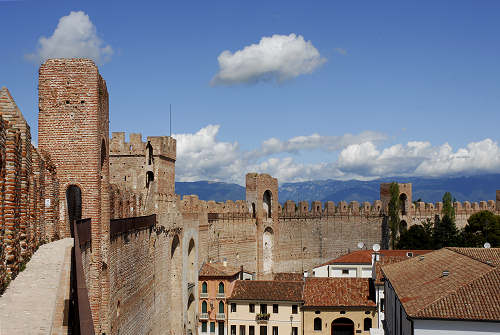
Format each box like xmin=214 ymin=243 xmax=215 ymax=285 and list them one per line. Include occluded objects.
xmin=174 ymin=178 xmax=500 ymax=277
xmin=1 ymin=59 xmax=199 ymax=334
xmin=0 ymin=87 xmax=60 ymax=292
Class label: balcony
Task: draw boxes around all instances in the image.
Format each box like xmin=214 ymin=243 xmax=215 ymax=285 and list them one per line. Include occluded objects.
xmin=256 ymin=313 xmax=270 ymax=323
xmin=216 ymin=293 xmax=225 ymax=298
xmin=200 ymin=292 xmax=209 ymax=298
xmin=216 ymin=313 xmax=226 ymax=320
xmin=199 ymin=313 xmax=209 ymax=320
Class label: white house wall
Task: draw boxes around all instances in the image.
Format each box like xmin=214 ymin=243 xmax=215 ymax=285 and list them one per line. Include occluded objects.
xmin=413 ymin=319 xmax=500 ymax=335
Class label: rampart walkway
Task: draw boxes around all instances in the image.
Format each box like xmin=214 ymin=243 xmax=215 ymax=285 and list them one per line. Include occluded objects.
xmin=0 ymin=238 xmax=73 ymax=335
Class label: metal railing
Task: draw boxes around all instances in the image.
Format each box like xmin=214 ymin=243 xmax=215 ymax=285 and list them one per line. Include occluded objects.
xmin=70 ymin=218 xmax=95 ymax=335
xmin=216 ymin=313 xmax=226 ymax=320
xmin=110 ymin=214 xmax=156 ymax=238
xmin=199 ymin=313 xmax=209 ymax=320
xmin=200 ymin=292 xmax=209 ymax=298
xmin=216 ymin=292 xmax=225 ymax=298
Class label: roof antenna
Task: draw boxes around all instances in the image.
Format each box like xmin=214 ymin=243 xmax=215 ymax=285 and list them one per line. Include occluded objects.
xmin=169 ymin=104 xmax=172 ymax=136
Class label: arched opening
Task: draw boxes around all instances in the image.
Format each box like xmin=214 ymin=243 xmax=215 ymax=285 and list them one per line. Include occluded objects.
xmin=171 ymin=234 xmax=180 ymax=258
xmin=252 ymin=203 xmax=256 ymax=219
xmin=218 ymin=282 xmax=225 ymax=294
xmin=399 ymin=193 xmax=408 ymax=216
xmin=314 ymin=317 xmax=322 ymax=331
xmin=263 ymin=190 xmax=272 ymax=218
xmin=66 ymin=185 xmax=82 ymax=237
xmin=202 ymin=300 xmax=208 ymax=313
xmin=263 ymin=227 xmax=274 ymax=273
xmin=363 ymin=318 xmax=372 ymax=331
xmin=331 ymin=317 xmax=354 ymax=335
xmin=399 ymin=220 xmax=407 ymax=233
xmin=146 ymin=171 xmax=154 ymax=188
xmin=101 ymin=139 xmax=107 ymax=168
xmin=202 ymin=282 xmax=208 ymax=293
xmin=146 ymin=141 xmax=153 ymax=165
xmin=218 ymin=301 xmax=224 ymax=314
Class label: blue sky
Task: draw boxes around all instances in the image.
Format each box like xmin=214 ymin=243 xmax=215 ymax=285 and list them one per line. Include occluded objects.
xmin=1 ymin=1 xmax=500 ymax=184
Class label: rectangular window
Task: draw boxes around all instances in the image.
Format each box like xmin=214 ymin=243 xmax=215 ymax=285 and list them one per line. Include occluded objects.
xmin=249 ymin=326 xmax=255 ymax=335
xmin=231 ymin=325 xmax=237 ymax=335
xmin=240 ymin=325 xmax=246 ymax=335
xmin=272 ymin=304 xmax=278 ymax=313
xmin=210 ymin=322 xmax=215 ymax=333
xmin=202 ymin=322 xmax=207 ymax=333
xmin=292 ymin=327 xmax=298 ymax=335
xmin=219 ymin=322 xmax=225 ymax=335
xmin=260 ymin=304 xmax=267 ymax=314
xmin=231 ymin=303 xmax=236 ymax=313
xmin=292 ymin=305 xmax=298 ymax=314
xmin=249 ymin=304 xmax=255 ymax=313
xmin=342 ymin=269 xmax=349 ymax=275
xmin=260 ymin=326 xmax=267 ymax=335
xmin=272 ymin=326 xmax=278 ymax=335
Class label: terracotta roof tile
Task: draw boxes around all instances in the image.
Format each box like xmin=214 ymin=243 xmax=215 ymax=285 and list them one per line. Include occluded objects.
xmin=229 ymin=280 xmax=303 ymax=302
xmin=303 ymin=277 xmax=376 ymax=308
xmin=318 ymin=250 xmax=431 ymax=267
xmin=382 ymin=248 xmax=500 ymax=321
xmin=199 ymin=262 xmax=241 ymax=277
xmin=273 ymin=273 xmax=304 ymax=281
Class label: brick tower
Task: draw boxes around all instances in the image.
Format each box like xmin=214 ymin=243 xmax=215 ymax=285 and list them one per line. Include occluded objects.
xmin=38 ymin=58 xmax=110 ymax=333
xmin=246 ymin=173 xmax=279 ymax=278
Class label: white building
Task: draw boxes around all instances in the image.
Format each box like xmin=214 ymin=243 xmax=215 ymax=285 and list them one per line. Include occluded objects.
xmin=382 ymin=247 xmax=500 ymax=335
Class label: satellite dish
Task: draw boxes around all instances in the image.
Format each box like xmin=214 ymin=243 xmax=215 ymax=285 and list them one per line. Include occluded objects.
xmin=484 ymin=242 xmax=491 ymax=249
xmin=372 ymin=243 xmax=381 ymax=252
xmin=357 ymin=242 xmax=365 ymax=249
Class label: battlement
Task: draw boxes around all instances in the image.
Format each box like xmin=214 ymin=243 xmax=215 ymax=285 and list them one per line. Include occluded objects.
xmin=110 ymin=132 xmax=176 ymax=160
xmin=278 ymin=198 xmax=498 ymax=218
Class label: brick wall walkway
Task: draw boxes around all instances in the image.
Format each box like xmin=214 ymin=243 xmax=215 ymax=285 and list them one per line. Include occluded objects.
xmin=0 ymin=238 xmax=73 ymax=335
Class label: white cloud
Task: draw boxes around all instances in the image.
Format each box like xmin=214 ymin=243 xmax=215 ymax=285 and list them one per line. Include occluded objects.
xmin=26 ymin=11 xmax=113 ymax=64
xmin=173 ymin=125 xmax=500 ymax=184
xmin=211 ymin=33 xmax=326 ymax=85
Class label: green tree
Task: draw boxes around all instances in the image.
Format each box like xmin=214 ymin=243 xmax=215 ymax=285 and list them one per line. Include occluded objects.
xmin=397 ymin=219 xmax=434 ymax=249
xmin=460 ymin=210 xmax=500 ymax=247
xmin=442 ymin=192 xmax=455 ymax=222
xmin=388 ymin=182 xmax=400 ymax=249
xmin=433 ymin=214 xmax=458 ymax=248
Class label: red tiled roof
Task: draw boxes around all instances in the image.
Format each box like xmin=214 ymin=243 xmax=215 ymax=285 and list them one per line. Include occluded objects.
xmin=318 ymin=249 xmax=431 ymax=267
xmin=199 ymin=262 xmax=241 ymax=277
xmin=447 ymin=247 xmax=500 ymax=266
xmin=303 ymin=277 xmax=376 ymax=308
xmin=273 ymin=273 xmax=304 ymax=281
xmin=374 ymin=252 xmax=432 ymax=285
xmin=382 ymin=248 xmax=500 ymax=321
xmin=229 ymin=280 xmax=303 ymax=302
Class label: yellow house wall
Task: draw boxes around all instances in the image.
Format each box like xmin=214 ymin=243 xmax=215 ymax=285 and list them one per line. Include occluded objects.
xmin=228 ymin=301 xmax=302 ymax=335
xmin=303 ymin=308 xmax=377 ymax=335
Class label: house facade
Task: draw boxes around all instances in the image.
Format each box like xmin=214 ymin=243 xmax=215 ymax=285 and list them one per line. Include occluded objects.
xmin=199 ymin=262 xmax=253 ymax=335
xmin=303 ymin=277 xmax=377 ymax=335
xmin=227 ymin=280 xmax=303 ymax=335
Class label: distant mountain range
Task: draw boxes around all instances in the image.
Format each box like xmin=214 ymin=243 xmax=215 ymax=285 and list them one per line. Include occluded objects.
xmin=175 ymin=174 xmax=500 ymax=204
